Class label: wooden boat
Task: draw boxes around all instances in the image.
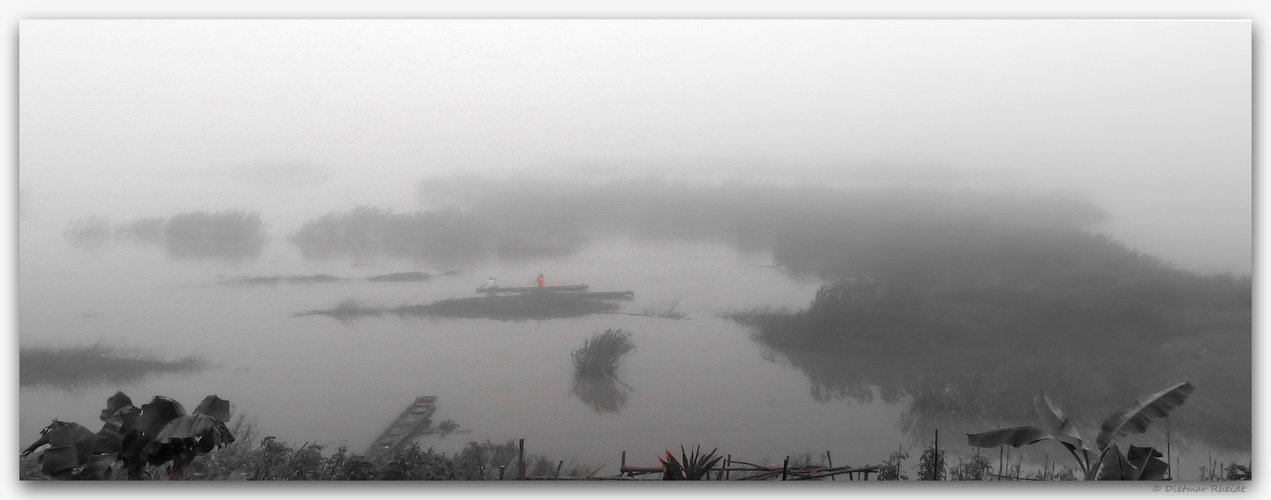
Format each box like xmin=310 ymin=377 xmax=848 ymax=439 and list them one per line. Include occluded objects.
xmin=475 ymin=284 xmax=589 ymax=293
xmin=366 ymin=396 xmax=437 ymax=458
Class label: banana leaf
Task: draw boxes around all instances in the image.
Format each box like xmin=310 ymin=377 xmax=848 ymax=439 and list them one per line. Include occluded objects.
xmin=1096 ymin=381 xmax=1193 ymax=451
xmin=100 ymin=391 xmax=135 ymax=421
xmin=1033 ymin=392 xmax=1084 ymax=449
xmin=45 ymin=422 xmax=96 ymax=466
xmin=120 ymin=396 xmax=187 ymax=466
xmin=154 ymin=414 xmax=236 ymax=451
xmin=1033 ymin=392 xmax=1096 ymax=472
xmin=1126 ymin=446 xmax=1168 ymax=481
xmin=40 ymin=445 xmax=82 ymax=478
xmin=966 ymin=426 xmax=1054 ymax=448
xmin=192 ymin=395 xmax=231 ymax=422
xmin=1097 ymin=444 xmax=1140 ymax=480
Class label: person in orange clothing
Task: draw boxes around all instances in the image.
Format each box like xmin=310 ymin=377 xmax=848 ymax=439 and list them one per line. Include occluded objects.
xmin=536 ymin=273 xmax=544 ymax=288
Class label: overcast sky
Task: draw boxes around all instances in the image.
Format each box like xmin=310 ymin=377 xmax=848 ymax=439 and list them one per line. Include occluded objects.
xmin=18 ymin=19 xmax=1251 ymax=273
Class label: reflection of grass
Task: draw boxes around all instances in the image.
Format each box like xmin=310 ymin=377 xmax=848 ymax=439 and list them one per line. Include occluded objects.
xmin=571 ymin=329 xmax=636 ymax=375
xmin=569 ymin=373 xmax=633 ymax=414
xmin=19 ymin=342 xmax=207 ymax=389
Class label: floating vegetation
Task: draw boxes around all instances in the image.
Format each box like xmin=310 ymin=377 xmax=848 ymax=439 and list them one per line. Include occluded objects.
xmin=219 ymin=274 xmax=346 ymax=286
xmin=571 ymin=329 xmax=636 ymax=376
xmin=293 ymin=293 xmax=622 ymax=323
xmin=19 ymin=343 xmax=207 ymax=389
xmin=365 ymin=271 xmax=433 ymax=282
xmin=569 ymin=372 xmax=633 ymax=414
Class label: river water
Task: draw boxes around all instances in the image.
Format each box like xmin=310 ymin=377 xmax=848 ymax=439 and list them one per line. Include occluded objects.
xmin=18 ymin=216 xmax=1248 ymax=479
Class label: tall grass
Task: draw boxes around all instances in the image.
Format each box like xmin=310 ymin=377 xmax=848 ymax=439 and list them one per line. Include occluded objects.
xmin=571 ymin=329 xmax=636 ymax=376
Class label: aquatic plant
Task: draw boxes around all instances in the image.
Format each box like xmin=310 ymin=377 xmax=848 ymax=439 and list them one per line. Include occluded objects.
xmin=966 ymin=382 xmax=1192 ymax=481
xmin=571 ymin=329 xmax=636 ymax=375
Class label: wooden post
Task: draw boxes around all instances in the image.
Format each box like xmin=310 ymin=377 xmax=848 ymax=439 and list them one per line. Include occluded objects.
xmin=518 ymin=438 xmax=525 ymax=480
xmin=999 ymin=446 xmax=1004 ymax=482
xmin=725 ymin=455 xmax=731 ymax=480
xmin=499 ymin=465 xmax=506 ymax=480
xmin=1167 ymin=415 xmax=1172 ymax=480
xmin=826 ymin=451 xmax=835 ymax=481
xmin=782 ymin=456 xmax=789 ymax=481
xmin=621 ymin=450 xmax=626 ymax=475
xmin=934 ymin=428 xmax=939 ymax=481
xmin=555 ymin=460 xmax=563 ymax=478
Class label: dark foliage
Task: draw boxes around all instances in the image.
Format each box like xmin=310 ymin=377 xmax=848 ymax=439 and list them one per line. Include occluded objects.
xmin=21 ymin=392 xmax=234 ymax=480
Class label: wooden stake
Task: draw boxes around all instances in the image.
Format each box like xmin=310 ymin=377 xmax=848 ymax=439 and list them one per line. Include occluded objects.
xmin=782 ymin=456 xmax=789 ymax=481
xmin=826 ymin=451 xmax=835 ymax=481
xmin=499 ymin=465 xmax=506 ymax=480
xmin=555 ymin=460 xmax=563 ymax=478
xmin=518 ymin=438 xmax=525 ymax=480
xmin=725 ymin=454 xmax=731 ymax=480
xmin=934 ymin=428 xmax=940 ymax=481
xmin=1166 ymin=415 xmax=1172 ymax=480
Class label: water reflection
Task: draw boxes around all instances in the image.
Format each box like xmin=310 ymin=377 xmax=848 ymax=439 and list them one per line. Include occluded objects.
xmin=760 ymin=342 xmax=1248 ymax=453
xmin=569 ymin=373 xmax=633 ymax=414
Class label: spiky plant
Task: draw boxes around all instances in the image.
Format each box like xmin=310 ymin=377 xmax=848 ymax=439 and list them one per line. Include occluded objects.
xmin=571 ymin=329 xmax=636 ymax=375
xmin=658 ymin=445 xmax=724 ymax=480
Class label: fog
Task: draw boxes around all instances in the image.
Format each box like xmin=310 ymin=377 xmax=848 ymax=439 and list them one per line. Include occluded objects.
xmin=20 ymin=19 xmax=1249 ymax=273
xmin=17 ymin=20 xmax=1250 ymax=480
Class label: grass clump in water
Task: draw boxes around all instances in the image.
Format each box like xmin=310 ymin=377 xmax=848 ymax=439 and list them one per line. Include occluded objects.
xmin=571 ymin=329 xmax=636 ymax=376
